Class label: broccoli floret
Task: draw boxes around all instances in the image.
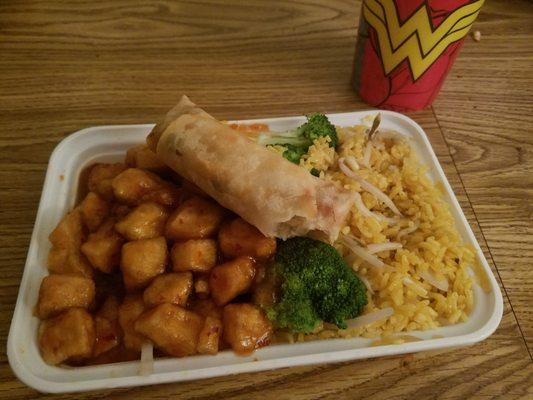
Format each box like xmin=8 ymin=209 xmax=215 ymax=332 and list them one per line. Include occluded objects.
xmin=267 ymin=237 xmax=367 ymax=333
xmin=260 ymin=133 xmax=309 ymax=165
xmin=297 ymin=113 xmax=338 ymax=149
xmin=258 ymin=113 xmax=338 ymax=166
xmin=268 ymin=270 xmax=321 ymax=333
xmin=282 ymin=144 xmax=308 ymax=164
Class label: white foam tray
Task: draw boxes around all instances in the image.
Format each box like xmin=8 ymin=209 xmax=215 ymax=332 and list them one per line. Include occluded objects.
xmin=7 ymin=111 xmax=503 ymax=393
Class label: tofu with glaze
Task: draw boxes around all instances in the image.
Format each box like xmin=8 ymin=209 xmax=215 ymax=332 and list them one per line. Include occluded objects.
xmin=115 ymin=202 xmax=169 ymax=241
xmin=93 ymin=295 xmax=122 ymax=357
xmin=125 ymin=144 xmax=170 ymax=175
xmin=197 ymin=316 xmax=223 ymax=355
xmin=209 ymin=256 xmax=256 ymax=306
xmin=223 ymin=303 xmax=272 ymax=355
xmin=78 ymin=192 xmax=110 ymax=232
xmin=112 ymin=168 xmax=180 ymax=207
xmin=81 ymin=218 xmax=124 ymax=274
xmin=190 ymin=298 xmax=223 ymax=320
xmin=118 ymin=294 xmax=147 ymax=352
xmin=47 ymin=209 xmax=93 ymax=277
xmin=165 ymin=196 xmax=225 ymax=240
xmin=120 ymin=237 xmax=167 ymax=291
xmin=134 ymin=303 xmax=203 ymax=357
xmin=170 ymin=239 xmax=217 ymax=273
xmin=218 ymin=217 xmax=276 ymax=260
xmin=87 ymin=163 xmax=127 ymax=201
xmin=37 ymin=274 xmax=95 ymax=319
xmin=143 ymin=272 xmax=193 ymax=307
xmin=38 ymin=308 xmax=95 ymax=365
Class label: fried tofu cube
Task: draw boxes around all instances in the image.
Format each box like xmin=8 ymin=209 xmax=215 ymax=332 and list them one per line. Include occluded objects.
xmin=197 ymin=316 xmax=223 ymax=355
xmin=81 ymin=219 xmax=124 ymax=274
xmin=134 ymin=303 xmax=203 ymax=357
xmin=39 ymin=308 xmax=95 ymax=365
xmin=94 ymin=318 xmax=120 ymax=357
xmin=190 ymin=298 xmax=223 ymax=320
xmin=218 ymin=218 xmax=276 ymax=260
xmin=93 ymin=295 xmax=122 ymax=357
xmin=78 ymin=192 xmax=110 ymax=232
xmin=165 ymin=197 xmax=225 ymax=240
xmin=141 ymin=185 xmax=183 ymax=208
xmin=87 ymin=163 xmax=127 ymax=200
xmin=48 ymin=209 xmax=94 ymax=277
xmin=209 ymin=256 xmax=256 ymax=306
xmin=170 ymin=239 xmax=217 ymax=273
xmin=223 ymin=303 xmax=272 ymax=355
xmin=111 ymin=168 xmax=159 ymax=205
xmin=118 ymin=294 xmax=147 ymax=352
xmin=47 ymin=247 xmax=94 ymax=278
xmin=47 ymin=247 xmax=67 ymax=272
xmin=120 ymin=237 xmax=167 ymax=291
xmin=49 ymin=209 xmax=85 ymax=249
xmin=112 ymin=168 xmax=180 ymax=207
xmin=125 ymin=144 xmax=170 ymax=174
xmin=37 ymin=274 xmax=95 ymax=319
xmin=143 ymin=272 xmax=193 ymax=307
xmin=115 ymin=202 xmax=169 ymax=241
xmin=194 ymin=274 xmax=210 ymax=299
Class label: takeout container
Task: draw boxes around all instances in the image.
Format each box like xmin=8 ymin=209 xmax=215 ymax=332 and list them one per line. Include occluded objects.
xmin=7 ymin=111 xmax=503 ymax=393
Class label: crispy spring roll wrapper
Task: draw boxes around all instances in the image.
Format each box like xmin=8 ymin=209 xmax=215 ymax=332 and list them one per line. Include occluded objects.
xmin=147 ymin=96 xmax=354 ymax=242
xmin=146 ymin=96 xmax=212 ymax=151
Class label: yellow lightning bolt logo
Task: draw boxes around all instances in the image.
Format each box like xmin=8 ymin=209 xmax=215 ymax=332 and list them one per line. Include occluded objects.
xmin=363 ymin=0 xmax=484 ymax=80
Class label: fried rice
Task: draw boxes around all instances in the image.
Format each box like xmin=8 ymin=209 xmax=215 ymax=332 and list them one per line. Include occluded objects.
xmin=278 ymin=123 xmax=479 ymax=342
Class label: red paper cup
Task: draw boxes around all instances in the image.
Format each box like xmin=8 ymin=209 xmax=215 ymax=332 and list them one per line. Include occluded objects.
xmin=352 ymin=0 xmax=484 ymax=112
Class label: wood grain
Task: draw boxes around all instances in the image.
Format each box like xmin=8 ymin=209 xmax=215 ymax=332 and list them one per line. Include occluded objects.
xmin=0 ymin=0 xmax=531 ymax=398
xmin=433 ymin=0 xmax=533 ymax=354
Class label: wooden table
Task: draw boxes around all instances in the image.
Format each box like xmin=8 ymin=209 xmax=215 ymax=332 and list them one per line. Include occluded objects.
xmin=1 ymin=1 xmax=532 ymax=398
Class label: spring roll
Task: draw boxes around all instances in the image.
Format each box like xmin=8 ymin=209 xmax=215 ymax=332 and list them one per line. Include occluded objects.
xmin=147 ymin=95 xmax=354 ymax=242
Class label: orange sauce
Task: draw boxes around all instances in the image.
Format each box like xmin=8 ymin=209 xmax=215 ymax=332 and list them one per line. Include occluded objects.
xmin=228 ymin=123 xmax=270 ymax=140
